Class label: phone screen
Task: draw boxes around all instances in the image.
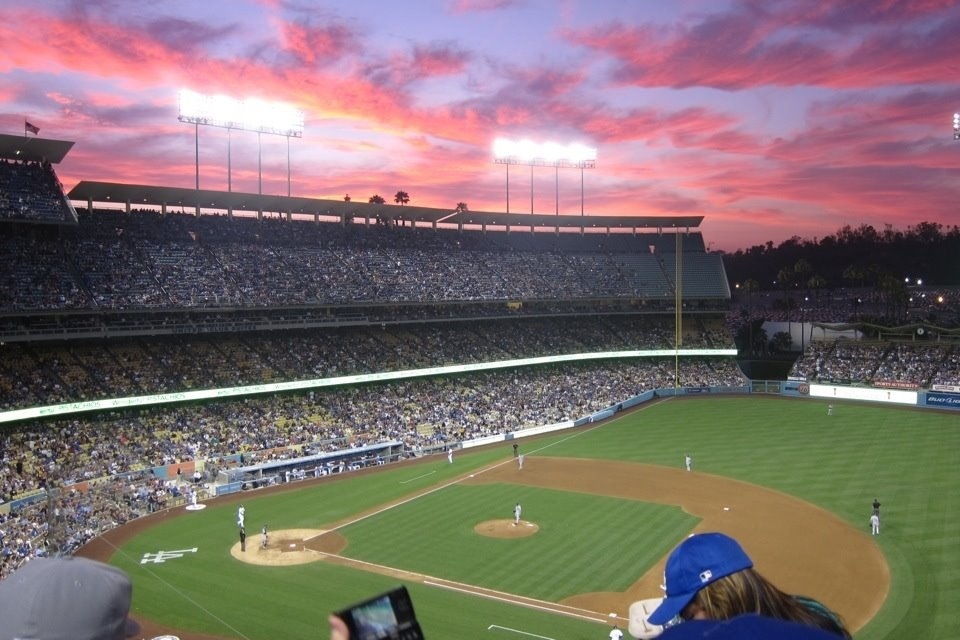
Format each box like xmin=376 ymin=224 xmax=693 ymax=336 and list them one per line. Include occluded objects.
xmin=336 ymin=586 xmax=424 ymax=640
xmin=351 ymin=594 xmax=399 ymax=639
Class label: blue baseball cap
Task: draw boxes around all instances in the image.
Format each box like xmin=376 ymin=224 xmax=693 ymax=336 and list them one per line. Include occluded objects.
xmin=657 ymin=614 xmax=840 ymax=640
xmin=647 ymin=532 xmax=754 ymax=626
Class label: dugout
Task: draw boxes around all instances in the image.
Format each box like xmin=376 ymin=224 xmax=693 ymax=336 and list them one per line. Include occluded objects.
xmin=213 ymin=440 xmax=403 ymax=496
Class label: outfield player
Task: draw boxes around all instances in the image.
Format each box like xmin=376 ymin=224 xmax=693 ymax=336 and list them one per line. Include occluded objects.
xmin=870 ymin=513 xmax=880 ymax=535
xmin=685 ymin=454 xmax=692 ymax=472
xmin=513 ymin=502 xmax=522 ymax=526
xmin=828 ymin=404 xmax=834 ymax=416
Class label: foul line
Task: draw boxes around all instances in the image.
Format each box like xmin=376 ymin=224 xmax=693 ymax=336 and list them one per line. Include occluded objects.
xmin=311 ymin=547 xmax=609 ymax=625
xmin=400 ymin=470 xmax=436 ymax=484
xmin=488 ymin=624 xmax=557 ymax=639
xmin=93 ymin=536 xmax=254 ymax=640
xmin=425 ymin=580 xmax=608 ymax=624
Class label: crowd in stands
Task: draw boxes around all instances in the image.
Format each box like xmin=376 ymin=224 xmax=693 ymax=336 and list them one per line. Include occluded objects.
xmin=790 ymin=340 xmax=960 ymax=387
xmin=0 ymin=159 xmax=72 ymax=223
xmin=0 ymin=208 xmax=731 ymax=312
xmin=0 ymin=315 xmax=732 ymax=411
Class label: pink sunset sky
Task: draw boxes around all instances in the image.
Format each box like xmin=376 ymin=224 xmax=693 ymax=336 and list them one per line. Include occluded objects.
xmin=2 ymin=0 xmax=959 ymax=251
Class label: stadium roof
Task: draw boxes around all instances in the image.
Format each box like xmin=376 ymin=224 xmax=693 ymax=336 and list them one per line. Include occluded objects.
xmin=0 ymin=133 xmax=74 ymax=164
xmin=67 ymin=180 xmax=703 ymax=230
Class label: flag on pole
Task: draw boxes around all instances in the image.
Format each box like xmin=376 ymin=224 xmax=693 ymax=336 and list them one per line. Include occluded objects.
xmin=25 ymin=121 xmax=40 ymax=135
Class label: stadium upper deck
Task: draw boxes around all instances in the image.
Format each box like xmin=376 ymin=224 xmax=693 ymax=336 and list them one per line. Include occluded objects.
xmin=0 ymin=134 xmax=731 ymax=343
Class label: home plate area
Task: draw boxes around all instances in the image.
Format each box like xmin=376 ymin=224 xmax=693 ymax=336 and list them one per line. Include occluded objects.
xmin=231 ymin=528 xmax=329 ymax=566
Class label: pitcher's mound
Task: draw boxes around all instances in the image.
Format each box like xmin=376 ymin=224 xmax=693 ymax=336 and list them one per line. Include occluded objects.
xmin=474 ymin=519 xmax=539 ymax=538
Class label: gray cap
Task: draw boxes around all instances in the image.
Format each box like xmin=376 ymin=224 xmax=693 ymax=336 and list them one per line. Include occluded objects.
xmin=0 ymin=556 xmax=140 ymax=640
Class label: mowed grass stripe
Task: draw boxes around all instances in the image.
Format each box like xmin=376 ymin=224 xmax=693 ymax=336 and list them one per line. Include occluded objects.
xmin=337 ymin=483 xmax=696 ymax=601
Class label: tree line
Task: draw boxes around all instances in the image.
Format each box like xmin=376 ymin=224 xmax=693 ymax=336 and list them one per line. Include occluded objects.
xmin=722 ymin=221 xmax=960 ymax=290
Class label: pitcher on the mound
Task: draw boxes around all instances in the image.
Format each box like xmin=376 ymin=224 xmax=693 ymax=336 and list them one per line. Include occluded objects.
xmin=513 ymin=502 xmax=522 ymax=526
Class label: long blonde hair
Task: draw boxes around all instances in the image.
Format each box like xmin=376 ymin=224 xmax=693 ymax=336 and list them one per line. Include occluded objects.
xmin=686 ymin=568 xmax=850 ymax=638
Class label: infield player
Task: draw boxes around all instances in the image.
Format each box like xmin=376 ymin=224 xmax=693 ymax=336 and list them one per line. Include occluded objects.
xmin=609 ymin=624 xmax=624 ymax=640
xmin=513 ymin=502 xmax=522 ymax=526
xmin=261 ymin=523 xmax=269 ymax=548
xmin=685 ymin=454 xmax=692 ymax=472
xmin=870 ymin=513 xmax=880 ymax=535
xmin=518 ymin=454 xmax=525 ymax=470
xmin=447 ymin=448 xmax=453 ymax=464
xmin=237 ymin=504 xmax=245 ymax=528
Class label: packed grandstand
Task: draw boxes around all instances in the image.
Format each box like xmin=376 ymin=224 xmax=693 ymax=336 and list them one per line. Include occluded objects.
xmin=2 ymin=135 xmax=959 ymax=582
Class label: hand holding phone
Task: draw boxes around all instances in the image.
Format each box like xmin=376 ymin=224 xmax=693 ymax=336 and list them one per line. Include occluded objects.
xmin=334 ymin=586 xmax=424 ymax=640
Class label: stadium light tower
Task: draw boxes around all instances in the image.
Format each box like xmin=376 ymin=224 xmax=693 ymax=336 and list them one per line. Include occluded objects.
xmin=493 ymin=138 xmax=596 ymax=215
xmin=954 ymin=112 xmax=959 ymax=140
xmin=177 ymin=89 xmax=304 ymax=202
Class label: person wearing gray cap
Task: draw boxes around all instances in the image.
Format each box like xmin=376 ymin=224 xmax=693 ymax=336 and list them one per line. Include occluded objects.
xmin=0 ymin=555 xmax=140 ymax=640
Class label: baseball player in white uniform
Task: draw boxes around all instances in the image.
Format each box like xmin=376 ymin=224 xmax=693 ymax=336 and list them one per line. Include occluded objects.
xmin=237 ymin=504 xmax=245 ymax=528
xmin=870 ymin=513 xmax=880 ymax=535
xmin=513 ymin=502 xmax=522 ymax=526
xmin=609 ymin=625 xmax=624 ymax=640
xmin=518 ymin=454 xmax=525 ymax=470
xmin=685 ymin=454 xmax=692 ymax=472
xmin=447 ymin=449 xmax=453 ymax=464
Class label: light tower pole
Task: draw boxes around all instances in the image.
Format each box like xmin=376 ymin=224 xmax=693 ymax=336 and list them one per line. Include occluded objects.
xmin=178 ymin=89 xmax=304 ymax=211
xmin=954 ymin=112 xmax=959 ymax=140
xmin=493 ymin=138 xmax=596 ymax=217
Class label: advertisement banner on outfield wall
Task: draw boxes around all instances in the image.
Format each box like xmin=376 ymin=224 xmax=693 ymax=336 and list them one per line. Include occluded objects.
xmin=809 ymin=384 xmax=918 ymax=405
xmin=931 ymin=384 xmax=960 ymax=394
xmin=924 ymin=393 xmax=960 ymax=409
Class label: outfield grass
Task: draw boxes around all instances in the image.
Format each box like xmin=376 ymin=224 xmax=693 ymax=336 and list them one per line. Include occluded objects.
xmin=113 ymin=396 xmax=960 ymax=639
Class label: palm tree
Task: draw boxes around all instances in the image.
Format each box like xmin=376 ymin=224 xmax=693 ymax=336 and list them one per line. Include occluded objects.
xmin=776 ymin=267 xmax=793 ymax=309
xmin=742 ymin=277 xmax=760 ymax=312
xmin=455 ymin=202 xmax=468 ymax=213
xmin=369 ymin=194 xmax=385 ymax=204
xmin=343 ymin=194 xmax=351 ymax=202
xmin=394 ymin=191 xmax=410 ymax=206
xmin=794 ymin=258 xmax=812 ymax=300
xmin=807 ymin=274 xmax=827 ymax=304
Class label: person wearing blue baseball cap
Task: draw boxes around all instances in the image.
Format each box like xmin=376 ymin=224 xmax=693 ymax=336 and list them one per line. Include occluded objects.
xmin=647 ymin=532 xmax=850 ymax=638
xmin=658 ymin=613 xmax=844 ymax=640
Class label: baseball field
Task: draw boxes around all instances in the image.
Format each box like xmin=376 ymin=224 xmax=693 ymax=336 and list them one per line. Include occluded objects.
xmin=81 ymin=395 xmax=960 ymax=640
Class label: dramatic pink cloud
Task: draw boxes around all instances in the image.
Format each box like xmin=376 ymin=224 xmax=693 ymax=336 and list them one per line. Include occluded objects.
xmin=2 ymin=0 xmax=959 ymax=252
